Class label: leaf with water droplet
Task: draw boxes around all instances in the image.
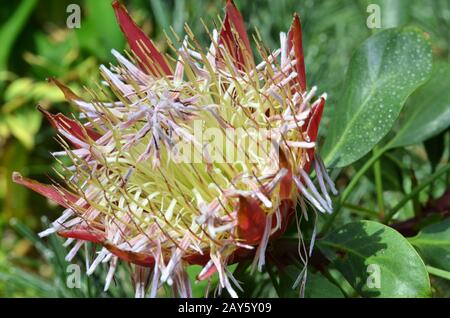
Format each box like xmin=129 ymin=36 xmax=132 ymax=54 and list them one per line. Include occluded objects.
xmin=321 ymin=28 xmax=432 ymax=167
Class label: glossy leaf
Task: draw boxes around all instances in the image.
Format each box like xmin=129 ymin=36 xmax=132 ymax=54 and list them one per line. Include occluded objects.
xmin=322 ymin=28 xmax=432 ymax=167
xmin=388 ymin=62 xmax=450 ymax=148
xmin=318 ymin=220 xmax=431 ymax=297
xmin=409 ymin=218 xmax=450 ymax=272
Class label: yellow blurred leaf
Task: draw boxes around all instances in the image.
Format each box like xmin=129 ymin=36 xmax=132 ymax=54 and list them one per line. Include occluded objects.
xmin=4 ymin=110 xmax=42 ymax=150
xmin=4 ymin=78 xmax=33 ymax=102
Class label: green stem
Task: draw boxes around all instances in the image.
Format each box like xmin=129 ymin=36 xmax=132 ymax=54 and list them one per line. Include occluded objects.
xmin=426 ymin=265 xmax=450 ymax=281
xmin=321 ymin=146 xmax=388 ymax=235
xmin=340 ymin=146 xmax=388 ymax=202
xmin=384 ymin=161 xmax=450 ymax=222
xmin=342 ymin=203 xmax=378 ymax=217
xmin=373 ymin=147 xmax=385 ymax=220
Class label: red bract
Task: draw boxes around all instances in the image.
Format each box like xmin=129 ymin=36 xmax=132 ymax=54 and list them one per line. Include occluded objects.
xmin=112 ymin=1 xmax=172 ymax=77
xmin=38 ymin=106 xmax=101 ymax=147
xmin=288 ymin=14 xmax=307 ymax=92
xmin=217 ymin=0 xmax=254 ymax=70
xmin=12 ymin=172 xmax=79 ymax=209
xmin=14 ymin=0 xmax=335 ymax=298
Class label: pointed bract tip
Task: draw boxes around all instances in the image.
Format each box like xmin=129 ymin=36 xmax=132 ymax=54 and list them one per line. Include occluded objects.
xmin=218 ymin=0 xmax=254 ymax=70
xmin=291 ymin=12 xmax=302 ymax=24
xmin=47 ymin=77 xmax=80 ymax=100
xmin=36 ymin=105 xmax=55 ymax=122
xmin=36 ymin=104 xmax=48 ymax=114
xmin=287 ymin=12 xmax=306 ymax=92
xmin=112 ymin=0 xmax=172 ymax=76
xmin=12 ymin=171 xmax=22 ymax=182
xmin=111 ymin=0 xmax=121 ymax=9
xmin=290 ymin=13 xmax=302 ymax=31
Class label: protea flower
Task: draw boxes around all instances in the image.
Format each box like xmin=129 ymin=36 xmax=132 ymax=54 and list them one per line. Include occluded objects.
xmin=13 ymin=0 xmax=336 ymax=298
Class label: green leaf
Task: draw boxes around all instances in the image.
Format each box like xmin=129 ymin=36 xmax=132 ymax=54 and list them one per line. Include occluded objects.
xmin=409 ymin=218 xmax=450 ymax=271
xmin=9 ymin=218 xmax=51 ymax=259
xmin=318 ymin=220 xmax=431 ymax=297
xmin=4 ymin=78 xmax=34 ymax=102
xmin=76 ymin=0 xmax=124 ymax=61
xmin=4 ymin=109 xmax=42 ymax=150
xmin=0 ymin=264 xmax=58 ymax=297
xmin=424 ymin=130 xmax=447 ymax=171
xmin=388 ymin=62 xmax=450 ymax=148
xmin=378 ymin=0 xmax=410 ymax=28
xmin=304 ymin=271 xmax=345 ymax=298
xmin=322 ymin=28 xmax=432 ymax=167
xmin=149 ymin=0 xmax=170 ymax=33
xmin=0 ymin=0 xmax=37 ymax=73
xmin=1 ymin=142 xmax=29 ymax=221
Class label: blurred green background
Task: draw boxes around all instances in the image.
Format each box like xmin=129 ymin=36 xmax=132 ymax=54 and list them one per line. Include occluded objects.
xmin=0 ymin=0 xmax=449 ymax=297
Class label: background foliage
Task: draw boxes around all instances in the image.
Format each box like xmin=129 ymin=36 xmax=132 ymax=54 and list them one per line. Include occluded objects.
xmin=0 ymin=0 xmax=449 ymax=297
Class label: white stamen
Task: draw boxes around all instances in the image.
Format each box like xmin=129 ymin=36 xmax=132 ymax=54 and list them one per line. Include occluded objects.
xmin=87 ymin=248 xmax=108 ymax=275
xmin=293 ymin=175 xmax=326 ymax=213
xmin=104 ymin=256 xmax=118 ymax=291
xmin=65 ymin=240 xmax=83 ymax=262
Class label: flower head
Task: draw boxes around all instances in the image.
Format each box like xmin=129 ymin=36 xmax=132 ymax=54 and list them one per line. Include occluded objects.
xmin=13 ymin=0 xmax=336 ymax=297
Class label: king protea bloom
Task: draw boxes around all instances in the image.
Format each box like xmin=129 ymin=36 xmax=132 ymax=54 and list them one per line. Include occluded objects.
xmin=13 ymin=0 xmax=336 ymax=298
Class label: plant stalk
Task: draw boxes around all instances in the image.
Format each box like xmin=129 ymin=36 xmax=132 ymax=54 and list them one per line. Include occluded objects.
xmin=384 ymin=161 xmax=450 ymax=222
xmin=321 ymin=146 xmax=388 ymax=235
xmin=373 ymin=147 xmax=385 ymax=220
